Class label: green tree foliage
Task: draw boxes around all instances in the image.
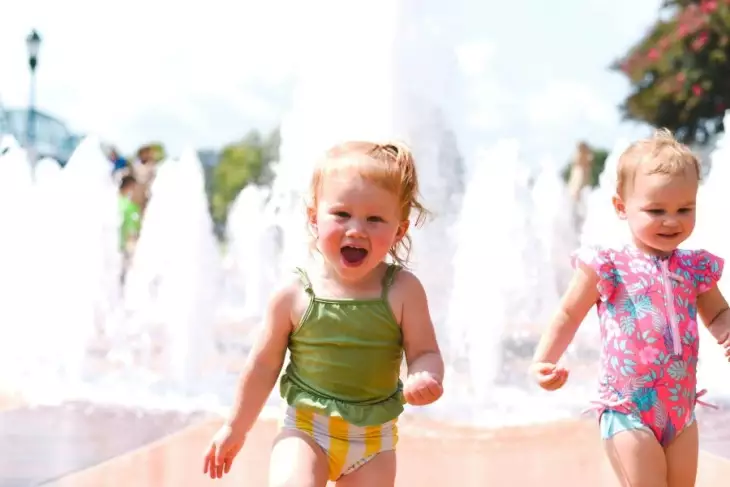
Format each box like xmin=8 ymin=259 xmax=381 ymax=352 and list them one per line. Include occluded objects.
xmin=211 ymin=128 xmax=280 ymax=225
xmin=561 ymin=146 xmax=609 ymax=188
xmin=615 ymin=0 xmax=730 ymax=144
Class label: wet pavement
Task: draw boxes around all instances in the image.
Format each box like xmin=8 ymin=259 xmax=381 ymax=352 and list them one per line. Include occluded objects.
xmin=0 ymin=402 xmax=728 ymax=486
xmin=0 ymin=403 xmax=203 ymax=486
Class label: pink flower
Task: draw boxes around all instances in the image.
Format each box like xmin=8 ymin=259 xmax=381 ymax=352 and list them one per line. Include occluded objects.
xmin=693 ymin=84 xmax=703 ymax=96
xmin=692 ymin=31 xmax=709 ymax=51
xmin=701 ymin=0 xmax=717 ymax=14
xmin=648 ymin=48 xmax=660 ymax=61
xmin=639 ymin=346 xmax=661 ymax=364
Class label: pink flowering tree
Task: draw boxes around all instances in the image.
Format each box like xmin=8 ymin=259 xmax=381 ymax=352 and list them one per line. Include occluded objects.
xmin=616 ymin=0 xmax=730 ymax=144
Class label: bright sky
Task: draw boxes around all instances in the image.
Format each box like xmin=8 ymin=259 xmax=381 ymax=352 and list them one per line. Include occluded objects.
xmin=0 ymin=0 xmax=663 ymax=162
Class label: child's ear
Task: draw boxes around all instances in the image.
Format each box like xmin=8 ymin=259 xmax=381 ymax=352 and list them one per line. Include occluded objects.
xmin=612 ymin=194 xmax=627 ymax=220
xmin=307 ymin=206 xmax=318 ymax=235
xmin=395 ymin=220 xmax=410 ymax=241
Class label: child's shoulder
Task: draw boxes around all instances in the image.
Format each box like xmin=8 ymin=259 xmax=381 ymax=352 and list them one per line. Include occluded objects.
xmin=269 ymin=273 xmax=312 ymax=324
xmin=387 ymin=265 xmax=422 ymax=293
xmin=674 ymin=248 xmax=724 ymax=279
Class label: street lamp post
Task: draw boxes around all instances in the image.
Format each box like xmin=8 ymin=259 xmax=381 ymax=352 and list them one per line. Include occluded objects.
xmin=25 ymin=29 xmax=41 ymax=161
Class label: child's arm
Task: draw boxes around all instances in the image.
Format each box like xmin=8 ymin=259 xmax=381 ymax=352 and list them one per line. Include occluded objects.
xmin=397 ymin=271 xmax=444 ymax=404
xmin=531 ymin=264 xmax=600 ymax=386
xmin=226 ymin=282 xmax=296 ymax=433
xmin=697 ymin=285 xmax=730 ymax=351
xmin=204 ymin=282 xmax=298 ymax=479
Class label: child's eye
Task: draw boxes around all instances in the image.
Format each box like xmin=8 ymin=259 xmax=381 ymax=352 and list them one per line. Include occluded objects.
xmin=334 ymin=211 xmax=350 ymax=218
xmin=646 ymin=209 xmax=664 ymax=215
xmin=367 ymin=216 xmax=384 ymax=222
xmin=678 ymin=208 xmax=694 ymax=214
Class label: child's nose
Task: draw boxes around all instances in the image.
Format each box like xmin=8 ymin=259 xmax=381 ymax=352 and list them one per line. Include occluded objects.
xmin=663 ymin=217 xmax=680 ymax=227
xmin=345 ymin=220 xmax=367 ymax=237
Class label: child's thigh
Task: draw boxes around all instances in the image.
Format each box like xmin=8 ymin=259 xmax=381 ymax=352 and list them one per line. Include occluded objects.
xmin=269 ymin=430 xmax=329 ymax=487
xmin=335 ymin=450 xmax=396 ymax=487
xmin=665 ymin=420 xmax=699 ymax=487
xmin=604 ymin=428 xmax=667 ymax=487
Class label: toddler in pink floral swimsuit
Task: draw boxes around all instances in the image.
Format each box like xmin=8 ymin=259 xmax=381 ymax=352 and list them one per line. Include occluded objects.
xmin=531 ymin=130 xmax=730 ymax=487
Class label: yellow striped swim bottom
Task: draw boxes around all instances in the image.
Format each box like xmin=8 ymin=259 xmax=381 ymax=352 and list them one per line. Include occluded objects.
xmin=280 ymin=406 xmax=398 ymax=481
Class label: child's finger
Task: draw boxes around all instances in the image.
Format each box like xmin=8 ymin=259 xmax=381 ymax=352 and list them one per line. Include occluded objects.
xmin=204 ymin=447 xmax=216 ymax=477
xmin=410 ymin=388 xmax=427 ymax=405
xmin=203 ymin=453 xmax=210 ymax=475
xmin=212 ymin=445 xmax=226 ymax=479
xmin=424 ymin=380 xmax=443 ymax=398
xmin=542 ymin=369 xmax=568 ymax=389
xmin=540 ymin=371 xmax=559 ymax=383
xmin=533 ymin=362 xmax=557 ymax=374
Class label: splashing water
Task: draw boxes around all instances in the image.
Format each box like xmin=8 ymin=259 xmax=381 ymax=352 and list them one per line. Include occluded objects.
xmin=222 ymin=184 xmax=282 ymax=324
xmin=532 ymin=156 xmax=579 ymax=294
xmin=121 ymin=150 xmax=221 ymax=392
xmin=579 ymin=139 xmax=632 ymax=249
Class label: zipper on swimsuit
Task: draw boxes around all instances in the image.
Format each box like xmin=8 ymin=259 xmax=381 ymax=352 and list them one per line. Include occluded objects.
xmin=659 ymin=259 xmax=682 ymax=356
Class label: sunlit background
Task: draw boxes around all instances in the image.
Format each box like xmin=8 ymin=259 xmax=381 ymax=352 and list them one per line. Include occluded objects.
xmin=1 ymin=0 xmax=728 ymax=434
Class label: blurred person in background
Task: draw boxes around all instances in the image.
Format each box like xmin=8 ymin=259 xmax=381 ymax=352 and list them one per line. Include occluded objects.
xmin=118 ymin=174 xmax=144 ymax=276
xmin=131 ymin=145 xmax=158 ymax=199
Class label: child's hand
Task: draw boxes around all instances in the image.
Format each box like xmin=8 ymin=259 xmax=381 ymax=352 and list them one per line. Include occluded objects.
xmin=403 ymin=371 xmax=443 ymax=406
xmin=203 ymin=423 xmax=246 ymax=479
xmin=530 ymin=362 xmax=569 ymax=391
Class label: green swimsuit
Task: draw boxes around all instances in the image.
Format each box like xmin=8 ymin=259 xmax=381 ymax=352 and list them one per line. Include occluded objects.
xmin=279 ymin=264 xmax=405 ymax=427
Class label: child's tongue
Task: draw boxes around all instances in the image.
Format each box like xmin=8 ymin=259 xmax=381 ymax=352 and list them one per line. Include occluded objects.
xmin=341 ymin=246 xmax=367 ymax=264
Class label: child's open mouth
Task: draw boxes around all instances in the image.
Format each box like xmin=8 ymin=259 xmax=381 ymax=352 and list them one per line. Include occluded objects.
xmin=341 ymin=246 xmax=368 ymax=266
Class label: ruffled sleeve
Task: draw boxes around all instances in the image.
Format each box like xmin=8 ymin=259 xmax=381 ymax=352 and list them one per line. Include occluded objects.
xmin=691 ymin=250 xmax=724 ymax=294
xmin=571 ymin=246 xmax=617 ymax=301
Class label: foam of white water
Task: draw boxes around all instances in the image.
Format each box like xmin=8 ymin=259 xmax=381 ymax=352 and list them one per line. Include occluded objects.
xmin=579 ymin=138 xmax=632 ymax=249
xmin=532 ymin=156 xmax=579 ymax=294
xmin=0 ymin=145 xmax=36 ymax=386
xmin=120 ymin=150 xmax=221 ymax=389
xmin=222 ymin=184 xmax=282 ymax=323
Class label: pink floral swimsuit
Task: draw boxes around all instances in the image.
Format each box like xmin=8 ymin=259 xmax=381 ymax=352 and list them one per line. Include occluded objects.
xmin=574 ymin=245 xmax=724 ymax=446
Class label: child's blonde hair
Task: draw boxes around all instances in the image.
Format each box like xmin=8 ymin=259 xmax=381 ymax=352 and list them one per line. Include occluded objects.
xmin=616 ymin=128 xmax=701 ymax=198
xmin=308 ymin=140 xmax=428 ymax=266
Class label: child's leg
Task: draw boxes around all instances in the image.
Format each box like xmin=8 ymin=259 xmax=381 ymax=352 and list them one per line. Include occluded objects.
xmin=269 ymin=430 xmax=329 ymax=487
xmin=601 ymin=411 xmax=667 ymax=487
xmin=335 ymin=451 xmax=396 ymax=487
xmin=604 ymin=429 xmax=668 ymax=487
xmin=664 ymin=420 xmax=699 ymax=487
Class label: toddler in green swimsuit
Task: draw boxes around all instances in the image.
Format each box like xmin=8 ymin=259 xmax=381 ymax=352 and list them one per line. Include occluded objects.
xmin=203 ymin=140 xmax=445 ymax=486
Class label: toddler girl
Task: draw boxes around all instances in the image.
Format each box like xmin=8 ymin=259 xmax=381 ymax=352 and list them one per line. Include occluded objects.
xmin=531 ymin=130 xmax=730 ymax=486
xmin=203 ymin=141 xmax=444 ymax=486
